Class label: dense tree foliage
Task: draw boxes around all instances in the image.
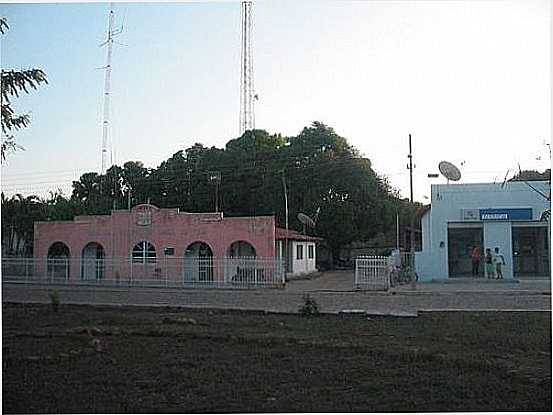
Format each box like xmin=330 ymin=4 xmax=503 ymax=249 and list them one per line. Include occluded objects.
xmin=510 ymin=169 xmax=551 ymax=183
xmin=0 ymin=18 xmax=48 ymax=162
xmin=1 ymin=193 xmax=46 ymax=255
xmin=2 ymin=122 xmax=419 ymax=262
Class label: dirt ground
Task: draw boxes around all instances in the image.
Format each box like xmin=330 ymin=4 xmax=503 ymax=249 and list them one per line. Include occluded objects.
xmin=2 ymin=303 xmax=551 ymax=413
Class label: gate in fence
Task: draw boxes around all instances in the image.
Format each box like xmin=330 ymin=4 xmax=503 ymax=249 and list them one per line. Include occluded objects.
xmin=355 ymin=251 xmax=416 ymax=291
xmin=1 ymin=257 xmax=286 ymax=289
xmin=354 ymin=256 xmax=389 ymax=291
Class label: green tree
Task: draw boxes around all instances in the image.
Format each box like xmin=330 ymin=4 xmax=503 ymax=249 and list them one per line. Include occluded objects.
xmin=1 ymin=18 xmax=48 ymax=162
xmin=71 ymin=172 xmax=108 ymax=213
xmin=222 ymin=130 xmax=287 ymax=216
xmin=41 ymin=121 xmax=419 ymax=265
xmin=45 ymin=189 xmax=84 ymax=221
xmin=510 ymin=169 xmax=551 ymax=182
xmin=1 ymin=193 xmax=47 ymax=255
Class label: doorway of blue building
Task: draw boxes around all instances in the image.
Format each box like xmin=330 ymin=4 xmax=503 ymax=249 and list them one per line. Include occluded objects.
xmin=512 ymin=225 xmax=550 ymax=277
xmin=447 ymin=226 xmax=483 ymax=277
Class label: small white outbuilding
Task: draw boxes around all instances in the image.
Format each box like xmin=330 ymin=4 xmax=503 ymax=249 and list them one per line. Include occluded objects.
xmin=275 ymin=227 xmax=322 ymax=277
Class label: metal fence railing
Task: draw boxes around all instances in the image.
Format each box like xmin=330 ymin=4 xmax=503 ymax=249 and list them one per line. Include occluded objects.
xmin=355 ymin=250 xmax=417 ymax=291
xmin=354 ymin=256 xmax=389 ymax=291
xmin=1 ymin=256 xmax=286 ymax=289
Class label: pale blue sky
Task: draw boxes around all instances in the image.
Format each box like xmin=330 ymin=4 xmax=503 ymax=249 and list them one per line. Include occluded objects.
xmin=1 ymin=0 xmax=551 ymax=201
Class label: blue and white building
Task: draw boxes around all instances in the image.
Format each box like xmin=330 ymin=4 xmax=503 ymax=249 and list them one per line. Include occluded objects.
xmin=415 ymin=181 xmax=550 ymax=280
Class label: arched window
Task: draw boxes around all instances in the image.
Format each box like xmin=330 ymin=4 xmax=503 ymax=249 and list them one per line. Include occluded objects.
xmin=132 ymin=241 xmax=156 ymax=264
xmin=227 ymin=240 xmax=256 ymax=258
xmin=47 ymin=241 xmax=70 ymax=259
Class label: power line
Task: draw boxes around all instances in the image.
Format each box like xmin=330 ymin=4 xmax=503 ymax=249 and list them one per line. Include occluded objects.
xmin=0 ymin=165 xmax=530 ymax=189
xmin=3 ymin=149 xmax=547 ymax=195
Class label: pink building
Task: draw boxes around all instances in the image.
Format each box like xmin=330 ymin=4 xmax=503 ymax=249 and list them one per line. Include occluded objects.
xmin=34 ymin=204 xmax=277 ymax=285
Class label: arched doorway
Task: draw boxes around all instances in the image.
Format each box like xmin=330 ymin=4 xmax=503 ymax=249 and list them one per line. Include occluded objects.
xmin=184 ymin=242 xmax=213 ymax=282
xmin=227 ymin=241 xmax=256 ymax=258
xmin=47 ymin=242 xmax=70 ymax=280
xmin=81 ymin=242 xmax=105 ymax=280
xmin=226 ymin=241 xmax=258 ymax=283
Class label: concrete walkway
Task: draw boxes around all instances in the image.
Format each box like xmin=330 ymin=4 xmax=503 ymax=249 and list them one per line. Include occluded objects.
xmin=2 ymin=274 xmax=550 ymax=315
xmin=286 ymin=270 xmax=551 ymax=294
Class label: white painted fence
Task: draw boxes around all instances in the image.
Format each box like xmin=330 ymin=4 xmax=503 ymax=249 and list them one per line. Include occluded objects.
xmin=354 ymin=256 xmax=389 ymax=291
xmin=355 ymin=252 xmax=417 ymax=291
xmin=1 ymin=257 xmax=286 ymax=289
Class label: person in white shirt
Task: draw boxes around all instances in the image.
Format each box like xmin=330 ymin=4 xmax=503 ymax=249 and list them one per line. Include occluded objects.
xmin=493 ymin=247 xmax=506 ymax=279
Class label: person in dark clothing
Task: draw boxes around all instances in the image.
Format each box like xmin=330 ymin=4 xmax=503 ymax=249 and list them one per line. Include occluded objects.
xmin=471 ymin=244 xmax=481 ymax=276
xmin=485 ymin=248 xmax=495 ymax=279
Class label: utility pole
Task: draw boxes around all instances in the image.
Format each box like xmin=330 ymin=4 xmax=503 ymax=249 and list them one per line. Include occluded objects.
xmin=407 ymin=133 xmax=415 ymax=261
xmin=239 ymin=1 xmax=255 ymax=136
xmin=396 ymin=213 xmax=399 ymax=251
xmin=281 ymin=170 xmax=289 ymax=273
xmin=208 ymin=171 xmax=221 ymax=213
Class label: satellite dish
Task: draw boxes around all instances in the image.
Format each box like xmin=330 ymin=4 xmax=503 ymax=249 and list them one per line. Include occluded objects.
xmin=438 ymin=161 xmax=461 ymax=182
xmin=297 ymin=212 xmax=315 ymax=228
xmin=312 ymin=207 xmax=321 ymax=223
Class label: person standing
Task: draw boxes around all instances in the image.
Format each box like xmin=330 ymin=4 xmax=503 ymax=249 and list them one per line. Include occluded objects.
xmin=494 ymin=247 xmax=506 ymax=279
xmin=485 ymin=248 xmax=495 ymax=279
xmin=471 ymin=244 xmax=481 ymax=277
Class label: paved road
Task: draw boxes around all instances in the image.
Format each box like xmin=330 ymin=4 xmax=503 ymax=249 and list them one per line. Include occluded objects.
xmin=2 ymin=271 xmax=550 ymax=315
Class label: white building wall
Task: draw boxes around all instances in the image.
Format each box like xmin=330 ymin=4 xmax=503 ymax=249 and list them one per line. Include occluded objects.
xmin=415 ymin=210 xmax=439 ymax=279
xmin=276 ymin=240 xmax=318 ymax=276
xmin=421 ymin=211 xmax=432 ymax=253
xmin=291 ymin=241 xmax=317 ymax=275
xmin=417 ymin=181 xmax=550 ymax=281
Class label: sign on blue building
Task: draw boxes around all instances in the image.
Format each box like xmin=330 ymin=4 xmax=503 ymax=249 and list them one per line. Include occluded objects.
xmin=479 ymin=208 xmax=533 ymax=221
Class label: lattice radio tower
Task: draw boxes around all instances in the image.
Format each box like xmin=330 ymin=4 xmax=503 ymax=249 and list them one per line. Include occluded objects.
xmin=239 ymin=1 xmax=255 ymax=136
xmin=100 ymin=3 xmax=123 ymax=174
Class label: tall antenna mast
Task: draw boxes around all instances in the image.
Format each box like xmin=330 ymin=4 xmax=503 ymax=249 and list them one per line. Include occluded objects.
xmin=239 ymin=1 xmax=255 ymax=136
xmin=100 ymin=3 xmax=122 ymax=174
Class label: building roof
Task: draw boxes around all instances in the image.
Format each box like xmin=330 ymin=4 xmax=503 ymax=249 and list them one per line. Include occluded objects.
xmin=275 ymin=227 xmax=323 ymax=242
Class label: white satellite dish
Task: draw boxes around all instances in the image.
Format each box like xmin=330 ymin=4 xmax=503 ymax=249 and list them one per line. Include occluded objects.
xmin=438 ymin=161 xmax=461 ymax=182
xmin=297 ymin=212 xmax=316 ymax=228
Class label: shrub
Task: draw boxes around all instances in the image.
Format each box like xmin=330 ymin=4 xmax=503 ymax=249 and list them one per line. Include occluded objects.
xmin=49 ymin=289 xmax=60 ymax=312
xmin=298 ymin=294 xmax=319 ymax=316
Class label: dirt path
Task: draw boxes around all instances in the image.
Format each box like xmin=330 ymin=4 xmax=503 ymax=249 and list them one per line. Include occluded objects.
xmin=285 ymin=270 xmax=355 ymax=292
